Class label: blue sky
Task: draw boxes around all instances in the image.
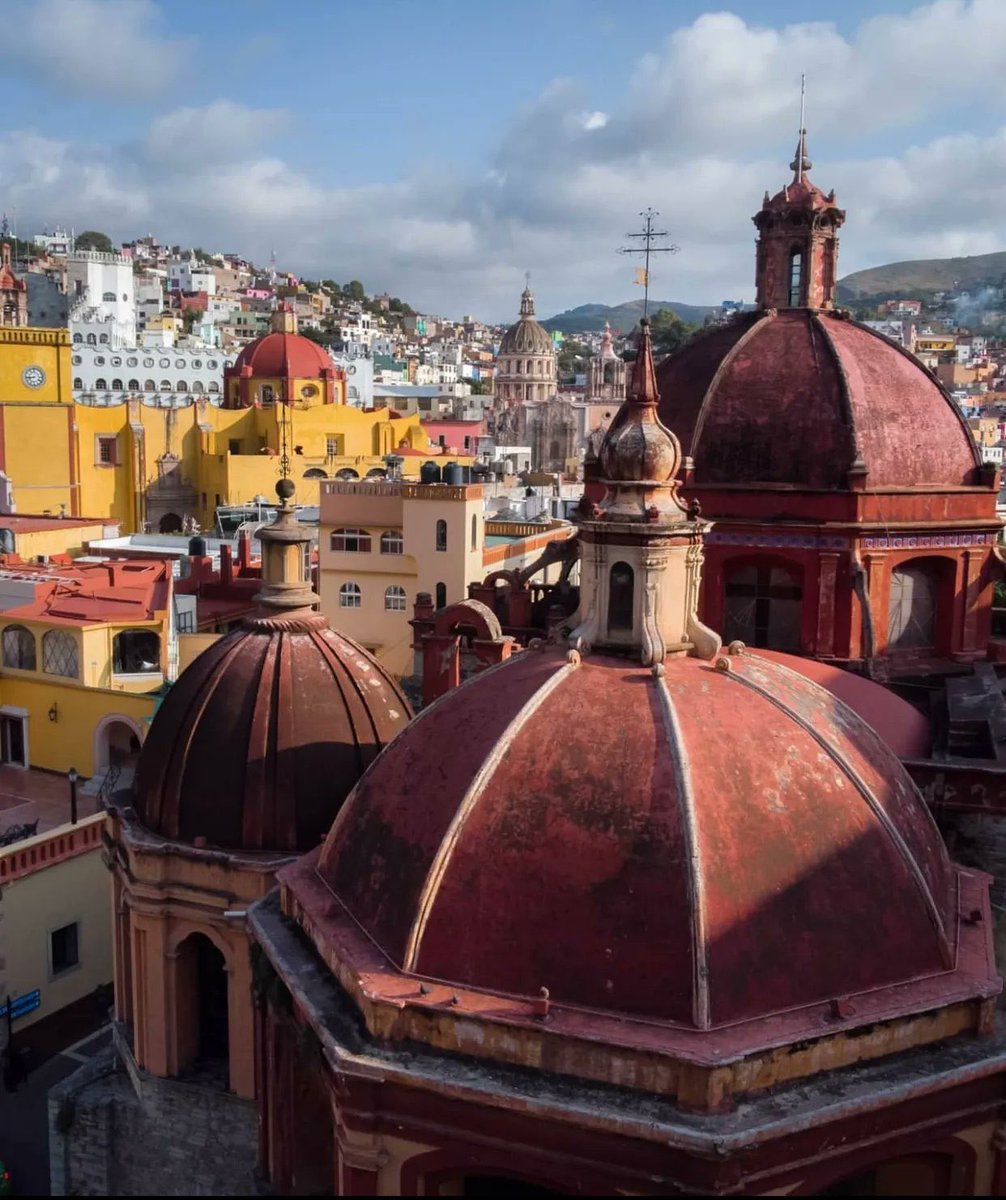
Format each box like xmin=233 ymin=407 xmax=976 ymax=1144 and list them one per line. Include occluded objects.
xmin=3 ymin=0 xmax=1004 ymax=319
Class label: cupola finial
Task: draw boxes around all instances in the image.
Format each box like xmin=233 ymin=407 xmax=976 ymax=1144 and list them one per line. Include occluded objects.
xmin=789 ymin=73 xmax=812 ymax=182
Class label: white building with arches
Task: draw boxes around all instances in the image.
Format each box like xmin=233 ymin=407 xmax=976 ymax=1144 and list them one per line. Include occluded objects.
xmin=71 ymin=344 xmax=237 ymax=407
xmin=67 ymin=250 xmax=136 ymax=346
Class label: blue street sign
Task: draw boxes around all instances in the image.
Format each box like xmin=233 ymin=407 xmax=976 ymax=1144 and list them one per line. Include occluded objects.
xmin=0 ymin=990 xmax=41 ymax=1021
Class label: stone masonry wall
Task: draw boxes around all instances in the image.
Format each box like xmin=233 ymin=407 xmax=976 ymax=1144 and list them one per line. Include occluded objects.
xmin=939 ymin=810 xmax=1006 ymax=993
xmin=49 ymin=1048 xmax=258 ymax=1196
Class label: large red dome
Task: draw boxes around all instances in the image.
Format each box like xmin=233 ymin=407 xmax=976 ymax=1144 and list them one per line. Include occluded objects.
xmin=656 ymin=310 xmax=981 ymax=489
xmin=232 ymin=330 xmax=334 ymax=379
xmin=317 ymin=643 xmax=971 ymax=1029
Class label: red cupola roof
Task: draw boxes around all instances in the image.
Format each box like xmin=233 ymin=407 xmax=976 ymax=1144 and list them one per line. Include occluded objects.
xmin=132 ymin=482 xmax=411 ymax=853
xmin=231 ymin=330 xmax=333 ymax=380
xmin=657 ymin=310 xmax=982 ymax=489
xmin=316 ymin=644 xmax=970 ymax=1028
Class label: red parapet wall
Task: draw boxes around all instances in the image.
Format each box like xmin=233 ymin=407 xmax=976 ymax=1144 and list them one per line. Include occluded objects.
xmin=0 ymin=812 xmax=105 ymax=884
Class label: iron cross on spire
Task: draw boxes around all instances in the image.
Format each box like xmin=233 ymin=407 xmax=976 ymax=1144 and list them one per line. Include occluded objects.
xmin=618 ymin=208 xmax=679 ymax=319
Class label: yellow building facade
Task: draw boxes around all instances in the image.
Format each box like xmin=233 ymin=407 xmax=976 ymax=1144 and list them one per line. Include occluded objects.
xmin=0 ymin=312 xmax=464 ymax=534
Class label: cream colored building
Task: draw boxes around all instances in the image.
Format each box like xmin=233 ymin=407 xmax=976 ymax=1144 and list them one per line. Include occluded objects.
xmin=0 ymin=814 xmax=111 ymax=1035
xmin=319 ymin=479 xmax=574 ymax=674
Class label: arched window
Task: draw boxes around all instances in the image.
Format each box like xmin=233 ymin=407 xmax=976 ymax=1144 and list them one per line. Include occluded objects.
xmin=42 ymin=630 xmax=79 ymax=678
xmin=384 ymin=585 xmax=407 ymax=611
xmin=99 ymin=333 xmax=109 ymax=344
xmin=436 ymin=582 xmax=447 ymax=609
xmin=2 ymin=625 xmax=35 ymax=670
xmin=724 ymin=561 xmax=802 ymax=650
xmin=608 ymin=562 xmax=634 ymax=632
xmin=111 ymin=378 xmax=123 ymax=390
xmin=72 ymin=333 xmax=82 ymax=344
xmin=380 ymin=529 xmax=404 ymax=555
xmin=102 ymin=291 xmax=116 ymax=302
xmin=191 ymin=380 xmax=203 ymax=392
xmin=788 ymin=248 xmax=804 ymax=306
xmin=436 ymin=519 xmax=447 ymax=551
xmin=160 ymin=379 xmax=172 ymax=390
xmin=515 ymin=360 xmax=522 ymax=375
xmin=260 ymin=385 xmax=274 ymax=404
xmin=330 ymin=528 xmax=371 ymax=552
xmin=176 ymin=380 xmax=188 ymax=392
xmin=73 ymin=377 xmax=82 ymax=389
xmin=94 ymin=378 xmax=107 ymax=389
xmin=113 ymin=629 xmax=160 ymax=674
xmin=86 ymin=333 xmax=96 ymax=345
xmin=888 ymin=560 xmax=942 ymax=651
xmin=127 ymin=378 xmax=139 ymax=390
xmin=471 ymin=513 xmax=478 ymax=551
xmin=302 ymin=467 xmax=327 ymax=479
xmin=207 ymin=381 xmax=220 ymax=393
xmin=339 ymin=582 xmax=361 ymax=609
xmin=144 ymin=379 xmax=156 ymax=391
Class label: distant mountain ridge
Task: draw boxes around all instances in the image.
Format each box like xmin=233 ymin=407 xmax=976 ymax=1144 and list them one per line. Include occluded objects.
xmin=837 ymin=251 xmax=1006 ymax=300
xmin=541 ymin=299 xmax=715 ymax=334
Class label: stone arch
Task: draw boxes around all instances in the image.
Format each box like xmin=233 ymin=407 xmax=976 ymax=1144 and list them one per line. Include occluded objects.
xmin=93 ymin=712 xmax=144 ymax=773
xmin=172 ymin=930 xmax=230 ymax=1084
xmin=885 ymin=554 xmax=956 ymax=656
xmin=422 ymin=600 xmax=514 ymax=704
xmin=159 ymin=512 xmax=183 ymax=533
xmin=302 ymin=467 xmax=327 ymax=479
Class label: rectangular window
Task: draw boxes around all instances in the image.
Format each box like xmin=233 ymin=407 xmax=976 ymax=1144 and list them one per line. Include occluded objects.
xmin=51 ymin=922 xmax=79 ymax=976
xmin=96 ymin=436 xmax=117 ymax=466
xmin=326 ymin=436 xmax=339 ymax=457
xmin=329 ymin=528 xmax=372 ymax=553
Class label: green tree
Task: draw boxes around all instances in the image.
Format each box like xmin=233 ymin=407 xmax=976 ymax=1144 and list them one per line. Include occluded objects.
xmin=299 ymin=326 xmax=335 ymax=346
xmin=647 ymin=307 xmax=694 ymax=357
xmin=343 ymin=280 xmax=366 ymax=302
xmin=557 ymin=339 xmax=591 ymax=373
xmin=181 ymin=307 xmax=204 ymax=333
xmin=466 ymin=377 xmax=491 ymax=395
xmin=74 ymin=230 xmax=115 ymax=253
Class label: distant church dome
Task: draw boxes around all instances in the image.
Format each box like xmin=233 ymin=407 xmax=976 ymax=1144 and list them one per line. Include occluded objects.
xmin=231 ymin=306 xmax=334 ymax=380
xmin=498 ymin=286 xmax=555 ymax=357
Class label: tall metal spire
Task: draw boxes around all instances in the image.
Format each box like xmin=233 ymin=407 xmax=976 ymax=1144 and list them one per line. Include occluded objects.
xmin=618 ymin=209 xmax=679 ymax=320
xmin=790 ymin=73 xmax=812 ymax=183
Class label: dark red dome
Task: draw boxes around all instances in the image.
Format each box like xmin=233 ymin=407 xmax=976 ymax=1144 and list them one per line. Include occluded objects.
xmin=318 ymin=644 xmax=961 ymax=1028
xmin=656 ymin=310 xmax=981 ymax=489
xmin=134 ymin=612 xmax=411 ymax=853
xmin=232 ymin=331 xmax=333 ymax=378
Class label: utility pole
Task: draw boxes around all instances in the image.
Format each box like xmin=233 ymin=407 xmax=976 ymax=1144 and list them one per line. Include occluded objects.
xmin=618 ymin=209 xmax=679 ymax=319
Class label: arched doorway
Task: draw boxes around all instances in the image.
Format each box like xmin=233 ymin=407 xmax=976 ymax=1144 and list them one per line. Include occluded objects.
xmin=94 ymin=714 xmax=144 ymax=772
xmin=723 ymin=560 xmax=803 ymax=650
xmin=175 ymin=932 xmax=230 ymax=1086
xmin=887 ymin=558 xmax=950 ymax=654
xmin=159 ymin=512 xmax=183 ymax=533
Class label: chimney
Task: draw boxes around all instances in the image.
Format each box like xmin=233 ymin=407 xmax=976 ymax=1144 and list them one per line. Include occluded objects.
xmin=220 ymin=542 xmax=234 ymax=585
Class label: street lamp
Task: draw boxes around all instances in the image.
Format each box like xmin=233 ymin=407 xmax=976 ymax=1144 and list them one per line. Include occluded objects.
xmin=67 ymin=767 xmax=78 ymax=826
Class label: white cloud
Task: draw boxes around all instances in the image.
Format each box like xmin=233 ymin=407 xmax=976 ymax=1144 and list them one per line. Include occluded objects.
xmin=16 ymin=0 xmax=190 ymax=98
xmin=9 ymin=2 xmax=1006 ymax=319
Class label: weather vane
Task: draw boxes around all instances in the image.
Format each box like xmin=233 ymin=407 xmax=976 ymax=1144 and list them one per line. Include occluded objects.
xmin=618 ymin=208 xmax=679 ymax=319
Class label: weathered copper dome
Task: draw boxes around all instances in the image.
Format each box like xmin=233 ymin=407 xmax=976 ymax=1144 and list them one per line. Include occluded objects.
xmin=133 ymin=483 xmax=411 ymax=853
xmin=133 ymin=613 xmax=410 ymax=853
xmin=315 ymin=643 xmax=981 ymax=1028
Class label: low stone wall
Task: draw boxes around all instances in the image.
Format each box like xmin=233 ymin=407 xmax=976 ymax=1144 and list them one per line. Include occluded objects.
xmin=49 ymin=1047 xmax=258 ymax=1196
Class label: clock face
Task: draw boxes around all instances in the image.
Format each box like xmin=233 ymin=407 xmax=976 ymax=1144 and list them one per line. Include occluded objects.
xmin=22 ymin=366 xmax=45 ymax=389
